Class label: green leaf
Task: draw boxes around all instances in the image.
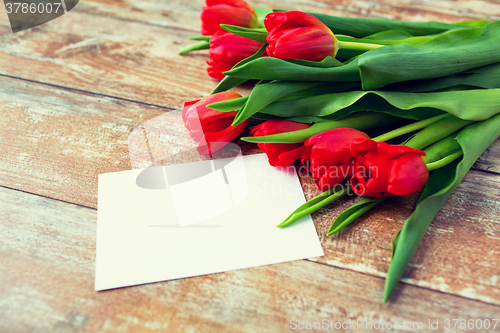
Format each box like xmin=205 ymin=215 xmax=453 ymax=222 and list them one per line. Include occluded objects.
xmin=242 ymin=112 xmax=402 ymax=143
xmin=359 ymin=22 xmax=500 ymax=89
xmin=220 ymin=24 xmax=268 ymax=43
xmin=278 ymin=187 xmax=350 ymax=228
xmin=364 ymin=30 xmax=415 ymax=40
xmin=212 ymin=77 xmax=249 ymax=95
xmin=232 ymin=81 xmax=326 ymax=125
xmin=285 ymin=56 xmax=344 ymax=68
xmin=456 ymin=19 xmax=492 ymax=28
xmin=249 ymin=114 xmax=335 ymax=123
xmin=277 ymin=82 xmax=360 ymax=102
xmin=224 ymin=56 xmax=360 ymax=82
xmin=384 ymin=113 xmax=500 ymax=303
xmin=302 ymin=11 xmax=470 ymax=37
xmin=391 ymin=230 xmax=401 ymax=259
xmin=386 ymin=62 xmax=500 ymax=92
xmin=212 ymin=44 xmax=268 ymax=94
xmin=178 ymin=41 xmax=210 ymax=55
xmin=232 ymin=80 xmax=360 ymax=125
xmin=259 ymin=89 xmax=500 ymax=122
xmin=327 ymin=198 xmax=386 ymax=236
xmin=207 ymin=96 xmax=249 ymax=112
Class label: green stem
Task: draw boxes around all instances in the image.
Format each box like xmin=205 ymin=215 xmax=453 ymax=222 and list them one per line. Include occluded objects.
xmin=423 ymin=133 xmax=462 ymax=163
xmin=178 ymin=41 xmax=210 ymax=55
xmin=372 ymin=114 xmax=447 ymax=142
xmin=243 ymin=112 xmax=402 ymax=144
xmin=338 ymin=40 xmax=384 ymax=52
xmin=278 ymin=186 xmax=350 ymax=227
xmin=426 ymin=151 xmax=463 ymax=171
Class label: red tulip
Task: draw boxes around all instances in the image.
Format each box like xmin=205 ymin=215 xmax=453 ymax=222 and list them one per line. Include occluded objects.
xmin=208 ymin=31 xmax=264 ymax=80
xmin=201 ymin=0 xmax=259 ymax=36
xmin=350 ymin=139 xmax=429 ymax=197
xmin=250 ymin=120 xmax=311 ymax=167
xmin=263 ymin=11 xmax=339 ymax=62
xmin=302 ymin=128 xmax=370 ymax=191
xmin=182 ymin=91 xmax=248 ymax=155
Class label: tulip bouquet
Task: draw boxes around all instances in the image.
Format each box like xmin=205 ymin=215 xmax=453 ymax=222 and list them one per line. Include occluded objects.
xmin=179 ymin=0 xmax=500 ymax=302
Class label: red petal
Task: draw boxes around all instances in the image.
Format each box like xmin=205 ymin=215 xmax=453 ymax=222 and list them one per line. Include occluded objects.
xmin=264 ymin=11 xmax=332 ymax=34
xmin=350 ymin=138 xmax=377 ymax=157
xmin=197 ymin=120 xmax=248 ymax=155
xmin=251 ymin=120 xmax=310 ymax=136
xmin=268 ymin=26 xmax=337 ymax=62
xmin=387 ymin=153 xmax=429 ymax=196
xmin=306 ymin=129 xmax=369 ymax=167
xmin=377 ymin=141 xmax=426 ymax=157
xmin=274 ymin=145 xmax=306 ymax=167
xmin=182 ymin=100 xmax=200 ymax=123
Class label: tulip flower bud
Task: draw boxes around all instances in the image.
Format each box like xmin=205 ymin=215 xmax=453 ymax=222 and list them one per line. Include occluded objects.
xmin=302 ymin=128 xmax=370 ymax=191
xmin=350 ymin=139 xmax=429 ymax=197
xmin=182 ymin=91 xmax=248 ymax=155
xmin=263 ymin=11 xmax=339 ymax=62
xmin=201 ymin=0 xmax=259 ymax=36
xmin=250 ymin=120 xmax=311 ymax=167
xmin=208 ymin=31 xmax=264 ymax=80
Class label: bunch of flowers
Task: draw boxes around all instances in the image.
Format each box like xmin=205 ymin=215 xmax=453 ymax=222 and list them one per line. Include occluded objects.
xmin=179 ymin=0 xmax=500 ymax=302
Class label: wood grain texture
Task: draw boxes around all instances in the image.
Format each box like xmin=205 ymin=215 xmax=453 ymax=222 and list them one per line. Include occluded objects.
xmin=2 ymin=186 xmax=500 ymax=333
xmin=0 ymin=77 xmax=259 ymax=208
xmin=0 ymin=6 xmax=216 ymax=109
xmin=0 ymin=77 xmax=166 ymax=208
xmin=474 ymin=137 xmax=500 ymax=174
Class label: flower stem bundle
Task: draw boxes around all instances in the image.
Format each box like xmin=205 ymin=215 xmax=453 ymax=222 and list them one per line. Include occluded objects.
xmin=178 ymin=0 xmax=500 ymax=302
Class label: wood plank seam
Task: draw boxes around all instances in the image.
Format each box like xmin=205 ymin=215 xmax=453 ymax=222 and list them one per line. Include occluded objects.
xmin=0 ymin=73 xmax=179 ymax=112
xmin=0 ymin=184 xmax=97 ymax=211
xmin=473 ymin=168 xmax=500 ymax=176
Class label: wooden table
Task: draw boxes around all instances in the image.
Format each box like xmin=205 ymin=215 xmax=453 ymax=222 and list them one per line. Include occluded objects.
xmin=1 ymin=0 xmax=499 ymax=332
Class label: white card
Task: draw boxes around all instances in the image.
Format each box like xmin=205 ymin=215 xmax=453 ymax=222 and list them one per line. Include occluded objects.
xmin=95 ymin=153 xmax=324 ymax=291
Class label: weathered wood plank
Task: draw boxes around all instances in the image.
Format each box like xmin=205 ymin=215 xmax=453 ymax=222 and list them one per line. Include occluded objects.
xmin=2 ymin=186 xmax=500 ymax=333
xmin=0 ymin=8 xmax=216 ymax=109
xmin=0 ymin=77 xmax=166 ymax=208
xmin=0 ymin=77 xmax=254 ymax=208
xmin=474 ymin=137 xmax=500 ymax=174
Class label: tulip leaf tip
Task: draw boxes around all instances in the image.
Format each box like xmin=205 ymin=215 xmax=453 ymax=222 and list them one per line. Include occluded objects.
xmin=277 ymin=218 xmax=294 ymax=228
xmin=326 ymin=229 xmax=337 ymax=237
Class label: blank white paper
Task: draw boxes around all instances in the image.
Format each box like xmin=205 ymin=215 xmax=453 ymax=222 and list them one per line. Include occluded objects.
xmin=95 ymin=153 xmax=324 ymax=291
